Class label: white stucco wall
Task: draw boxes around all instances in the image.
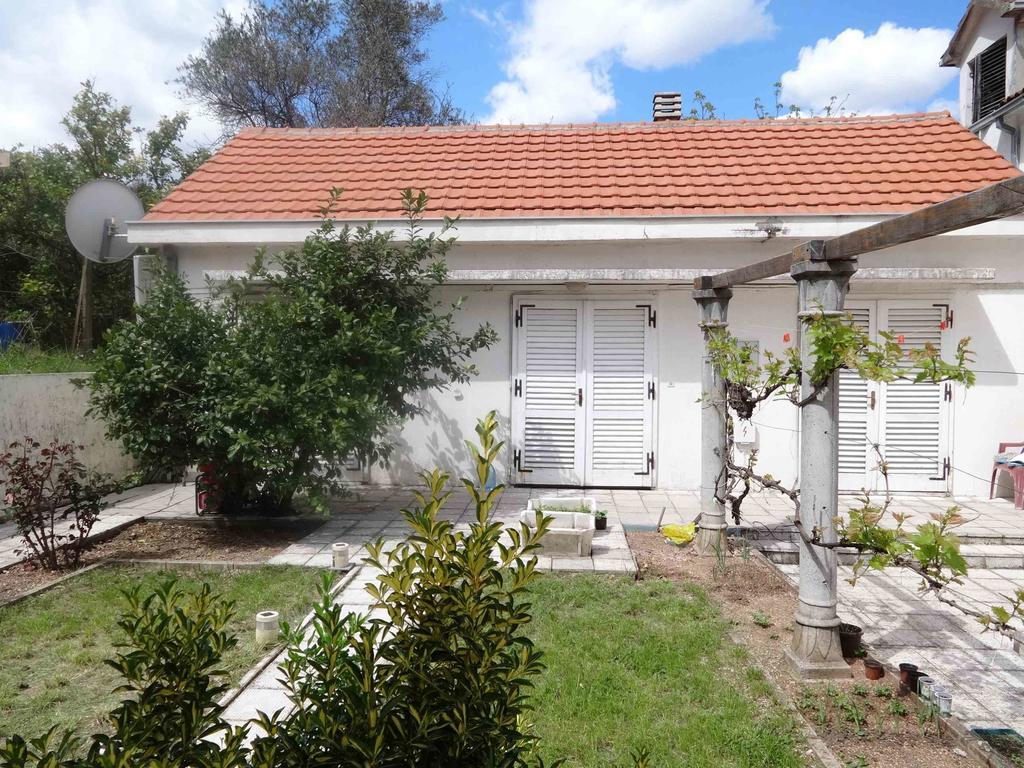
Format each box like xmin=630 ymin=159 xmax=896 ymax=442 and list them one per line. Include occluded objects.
xmin=0 ymin=374 xmax=136 ymax=479
xmin=163 ymin=232 xmax=1024 ymax=495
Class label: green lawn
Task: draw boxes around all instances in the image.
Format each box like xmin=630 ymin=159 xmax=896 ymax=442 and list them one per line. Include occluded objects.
xmin=527 ymin=574 xmax=804 ymax=768
xmin=0 ymin=345 xmax=96 ymax=374
xmin=0 ymin=564 xmax=326 ymax=740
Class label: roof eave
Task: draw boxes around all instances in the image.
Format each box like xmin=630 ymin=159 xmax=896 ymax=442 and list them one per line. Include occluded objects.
xmin=125 ymin=211 xmax=1024 ymax=248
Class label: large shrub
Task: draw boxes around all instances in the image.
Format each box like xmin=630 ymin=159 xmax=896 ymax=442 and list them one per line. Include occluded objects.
xmin=88 ymin=189 xmax=496 ymax=512
xmin=249 ymin=411 xmax=554 ymax=766
xmin=0 ymin=438 xmax=115 ymax=571
xmin=87 ymin=272 xmax=225 ymax=480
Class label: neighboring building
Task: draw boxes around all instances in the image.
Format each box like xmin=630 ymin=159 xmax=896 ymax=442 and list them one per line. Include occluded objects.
xmin=127 ymin=108 xmax=1023 ymax=497
xmin=942 ymin=0 xmax=1024 ymax=167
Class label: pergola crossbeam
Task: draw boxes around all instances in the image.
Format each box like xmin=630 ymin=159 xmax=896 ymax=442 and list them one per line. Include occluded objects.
xmin=702 ymin=175 xmax=1024 ymax=290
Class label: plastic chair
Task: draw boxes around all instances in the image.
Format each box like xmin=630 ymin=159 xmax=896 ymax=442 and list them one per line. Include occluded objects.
xmin=990 ymin=441 xmax=1024 ymax=508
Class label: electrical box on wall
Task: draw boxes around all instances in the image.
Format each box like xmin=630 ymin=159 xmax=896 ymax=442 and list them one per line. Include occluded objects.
xmin=734 ymin=419 xmax=758 ymax=448
xmin=733 ymin=339 xmax=759 ymax=449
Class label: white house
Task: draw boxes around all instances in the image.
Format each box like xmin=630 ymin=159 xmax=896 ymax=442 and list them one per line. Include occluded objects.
xmin=127 ymin=105 xmax=1024 ymax=498
xmin=942 ymin=0 xmax=1024 ymax=168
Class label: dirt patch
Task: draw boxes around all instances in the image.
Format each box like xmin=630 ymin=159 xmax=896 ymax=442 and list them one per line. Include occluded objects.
xmin=0 ymin=519 xmax=323 ymax=603
xmin=628 ymin=532 xmax=975 ymax=768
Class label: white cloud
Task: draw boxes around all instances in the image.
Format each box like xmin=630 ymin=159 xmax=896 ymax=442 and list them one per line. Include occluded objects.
xmin=483 ymin=0 xmax=775 ymax=124
xmin=0 ymin=0 xmax=251 ymax=151
xmin=779 ymin=23 xmax=956 ymax=116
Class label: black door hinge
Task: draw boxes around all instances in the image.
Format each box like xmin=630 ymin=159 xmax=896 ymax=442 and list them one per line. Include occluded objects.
xmin=930 ymin=457 xmax=950 ymax=482
xmin=647 ymin=381 xmax=655 ymax=400
xmin=636 ymin=303 xmax=656 ymax=328
xmin=514 ymin=379 xmax=522 ymax=397
xmin=933 ymin=303 xmax=952 ymax=329
xmin=513 ymin=448 xmax=532 ymax=474
xmin=944 ymin=382 xmax=952 ymax=402
xmin=514 ymin=304 xmax=535 ymax=328
xmin=634 ymin=451 xmax=654 ymax=476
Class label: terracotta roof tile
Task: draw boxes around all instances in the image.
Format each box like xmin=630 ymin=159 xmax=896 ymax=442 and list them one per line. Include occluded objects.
xmin=144 ymin=113 xmax=1020 ymax=222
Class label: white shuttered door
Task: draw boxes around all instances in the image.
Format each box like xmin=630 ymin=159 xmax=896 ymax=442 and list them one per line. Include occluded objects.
xmin=837 ymin=300 xmax=949 ymax=493
xmin=838 ymin=304 xmax=878 ymax=491
xmin=515 ymin=303 xmax=586 ymax=485
xmin=512 ymin=298 xmax=655 ymax=488
xmin=877 ymin=302 xmax=948 ymax=492
xmin=585 ymin=302 xmax=655 ymax=485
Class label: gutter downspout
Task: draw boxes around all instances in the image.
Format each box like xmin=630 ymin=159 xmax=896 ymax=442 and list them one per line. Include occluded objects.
xmin=996 ymin=116 xmax=1020 ymax=166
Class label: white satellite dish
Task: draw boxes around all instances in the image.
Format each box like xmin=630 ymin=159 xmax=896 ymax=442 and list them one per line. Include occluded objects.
xmin=65 ymin=179 xmax=144 ymax=264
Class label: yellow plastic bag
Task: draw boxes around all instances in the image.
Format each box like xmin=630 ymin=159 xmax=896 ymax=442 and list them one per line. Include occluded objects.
xmin=661 ymin=522 xmax=696 ymax=545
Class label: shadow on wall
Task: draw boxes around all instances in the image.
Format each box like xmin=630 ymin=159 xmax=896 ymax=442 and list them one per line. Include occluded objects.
xmin=377 ymin=391 xmax=512 ymax=486
xmin=953 ymin=290 xmax=1024 ymax=496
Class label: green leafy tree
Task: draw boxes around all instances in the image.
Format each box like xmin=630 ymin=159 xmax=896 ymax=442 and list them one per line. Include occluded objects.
xmin=0 ymin=81 xmax=210 ymax=348
xmin=89 ymin=190 xmax=496 ymax=512
xmin=86 ymin=271 xmax=226 ymax=480
xmin=178 ymin=0 xmax=465 ymax=129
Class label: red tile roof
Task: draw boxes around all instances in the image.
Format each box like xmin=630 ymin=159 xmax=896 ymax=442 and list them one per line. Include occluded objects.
xmin=144 ymin=112 xmax=1020 ymax=222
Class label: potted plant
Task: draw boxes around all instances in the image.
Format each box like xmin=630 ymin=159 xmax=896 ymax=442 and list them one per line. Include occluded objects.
xmin=594 ymin=509 xmax=608 ymax=531
xmin=864 ymin=658 xmax=884 ymax=681
xmin=839 ymin=622 xmax=863 ymax=658
xmin=898 ymin=662 xmax=919 ymax=694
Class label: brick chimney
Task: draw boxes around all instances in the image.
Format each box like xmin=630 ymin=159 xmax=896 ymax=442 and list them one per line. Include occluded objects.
xmin=652 ymin=92 xmax=682 ymax=121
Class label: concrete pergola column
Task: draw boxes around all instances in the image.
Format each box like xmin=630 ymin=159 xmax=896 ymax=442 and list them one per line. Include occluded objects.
xmin=785 ymin=257 xmax=857 ymax=680
xmin=693 ymin=286 xmax=733 ymax=555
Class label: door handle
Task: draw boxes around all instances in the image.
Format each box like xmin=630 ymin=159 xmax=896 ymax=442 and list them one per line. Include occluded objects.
xmin=869 ymin=391 xmax=876 ymax=410
xmin=578 ymin=387 xmax=583 ymax=406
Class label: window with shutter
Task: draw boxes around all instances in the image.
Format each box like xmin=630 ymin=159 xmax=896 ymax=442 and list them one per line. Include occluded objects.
xmin=971 ymin=37 xmax=1007 ymax=123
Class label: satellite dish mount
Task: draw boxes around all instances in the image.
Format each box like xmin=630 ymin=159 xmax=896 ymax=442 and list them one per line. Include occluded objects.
xmin=64 ymin=179 xmax=144 ymax=350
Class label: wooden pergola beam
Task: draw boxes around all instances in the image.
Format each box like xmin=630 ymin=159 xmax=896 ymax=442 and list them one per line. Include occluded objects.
xmin=700 ymin=175 xmax=1024 ymax=290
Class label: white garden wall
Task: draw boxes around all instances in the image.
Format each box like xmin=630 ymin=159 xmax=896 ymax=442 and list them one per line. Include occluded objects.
xmin=0 ymin=374 xmax=136 ymax=479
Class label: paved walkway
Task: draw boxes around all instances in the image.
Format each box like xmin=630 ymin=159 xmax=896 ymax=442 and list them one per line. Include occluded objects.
xmin=268 ymin=485 xmax=636 ymax=574
xmin=0 ymin=482 xmax=196 ymax=569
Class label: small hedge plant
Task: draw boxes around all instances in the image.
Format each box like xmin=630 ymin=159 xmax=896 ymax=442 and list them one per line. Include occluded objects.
xmin=0 ymin=438 xmax=117 ymax=571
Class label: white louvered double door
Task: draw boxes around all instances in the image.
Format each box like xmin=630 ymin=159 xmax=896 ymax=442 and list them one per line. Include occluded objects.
xmin=839 ymin=301 xmax=950 ymax=493
xmin=512 ymin=299 xmax=656 ymax=487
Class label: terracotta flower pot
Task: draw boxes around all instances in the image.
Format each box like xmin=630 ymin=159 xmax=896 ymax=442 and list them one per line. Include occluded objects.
xmin=864 ymin=659 xmax=884 ymax=681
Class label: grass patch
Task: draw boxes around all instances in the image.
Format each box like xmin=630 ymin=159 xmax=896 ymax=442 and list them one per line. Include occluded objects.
xmin=0 ymin=345 xmax=96 ymax=374
xmin=527 ymin=574 xmax=803 ymax=768
xmin=0 ymin=564 xmax=325 ymax=740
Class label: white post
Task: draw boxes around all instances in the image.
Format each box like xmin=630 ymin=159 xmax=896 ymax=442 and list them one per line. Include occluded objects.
xmin=785 ymin=256 xmax=857 ymax=679
xmin=693 ymin=286 xmax=732 ymax=555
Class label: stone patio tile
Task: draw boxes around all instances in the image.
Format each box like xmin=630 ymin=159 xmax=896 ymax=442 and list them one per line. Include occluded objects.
xmin=224 ymin=687 xmax=291 ymax=720
xmin=530 ymin=556 xmax=552 ymax=571
xmin=593 ymin=559 xmax=631 ymax=573
xmin=267 ymin=553 xmax=312 ymax=566
xmin=551 ymin=557 xmax=594 ymax=571
xmin=249 ymin=665 xmax=287 ymax=690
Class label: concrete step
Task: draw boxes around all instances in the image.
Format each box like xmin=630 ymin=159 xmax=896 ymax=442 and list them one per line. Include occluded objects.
xmin=750 ymin=538 xmax=1024 ymax=569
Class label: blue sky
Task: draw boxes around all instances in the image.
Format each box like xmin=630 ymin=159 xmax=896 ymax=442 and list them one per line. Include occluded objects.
xmin=428 ymin=0 xmax=967 ymax=123
xmin=0 ymin=0 xmax=970 ymax=149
